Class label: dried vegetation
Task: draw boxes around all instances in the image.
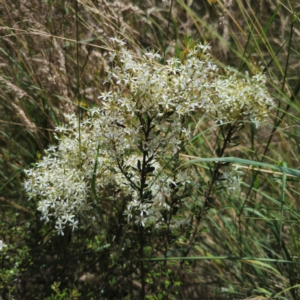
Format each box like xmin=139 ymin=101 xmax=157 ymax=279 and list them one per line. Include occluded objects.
xmin=1 ymin=0 xmax=300 ymax=299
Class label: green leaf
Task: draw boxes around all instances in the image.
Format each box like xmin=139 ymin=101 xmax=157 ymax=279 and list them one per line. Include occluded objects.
xmin=137 ymin=159 xmax=141 ymax=171
xmin=146 ymin=166 xmax=155 ymax=173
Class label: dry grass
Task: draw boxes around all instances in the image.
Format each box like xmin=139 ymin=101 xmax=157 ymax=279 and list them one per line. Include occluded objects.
xmin=1 ymin=0 xmax=300 ymax=299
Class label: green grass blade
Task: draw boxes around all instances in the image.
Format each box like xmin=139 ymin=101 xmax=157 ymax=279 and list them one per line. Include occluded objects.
xmin=185 ymin=156 xmax=300 ymax=178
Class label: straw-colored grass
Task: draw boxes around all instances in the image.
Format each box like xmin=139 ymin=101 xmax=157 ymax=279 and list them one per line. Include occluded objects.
xmin=1 ymin=0 xmax=300 ymax=299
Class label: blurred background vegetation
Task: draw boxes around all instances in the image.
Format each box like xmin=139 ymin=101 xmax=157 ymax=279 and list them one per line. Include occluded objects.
xmin=1 ymin=0 xmax=300 ymax=299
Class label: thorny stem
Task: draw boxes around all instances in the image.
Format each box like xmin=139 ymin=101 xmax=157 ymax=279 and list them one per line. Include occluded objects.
xmin=138 ymin=112 xmax=154 ymax=299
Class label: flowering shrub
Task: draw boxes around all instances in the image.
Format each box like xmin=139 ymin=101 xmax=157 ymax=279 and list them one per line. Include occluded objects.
xmin=22 ymin=37 xmax=274 ymax=298
xmin=23 ymin=37 xmax=273 ymax=236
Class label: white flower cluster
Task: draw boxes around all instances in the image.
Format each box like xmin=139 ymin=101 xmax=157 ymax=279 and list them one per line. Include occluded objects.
xmin=208 ymin=69 xmax=273 ymax=125
xmin=23 ymin=37 xmax=273 ymax=234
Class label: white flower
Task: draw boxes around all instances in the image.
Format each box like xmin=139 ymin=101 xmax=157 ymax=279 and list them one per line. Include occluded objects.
xmin=220 ymin=165 xmax=244 ymax=192
xmin=55 ymin=218 xmax=65 ymax=236
xmin=144 ymin=51 xmax=161 ymax=60
xmin=70 ymin=219 xmax=79 ymax=231
xmin=110 ymin=37 xmax=126 ymax=46
xmin=98 ymin=91 xmax=112 ymax=101
xmin=135 ymin=215 xmax=148 ymax=227
xmin=0 ymin=240 xmax=7 ymax=251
